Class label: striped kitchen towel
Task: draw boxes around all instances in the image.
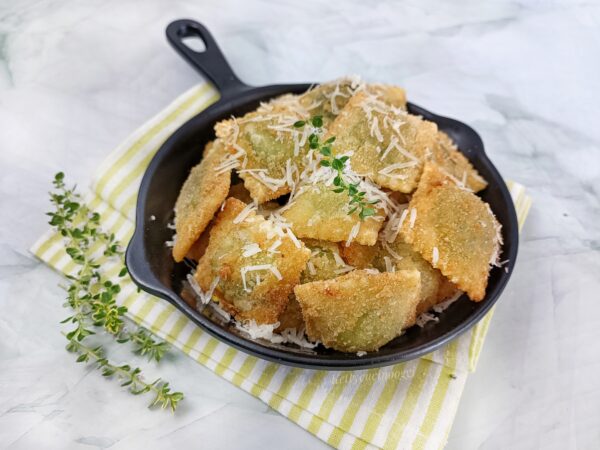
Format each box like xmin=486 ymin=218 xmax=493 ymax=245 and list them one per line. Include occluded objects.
xmin=31 ymin=82 xmax=531 ymax=449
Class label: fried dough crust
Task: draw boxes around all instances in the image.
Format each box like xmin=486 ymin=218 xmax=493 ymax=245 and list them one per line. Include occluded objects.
xmin=294 ymin=270 xmax=421 ymax=352
xmin=195 ymin=198 xmax=310 ymax=324
xmin=399 ymin=163 xmax=501 ymax=301
xmin=173 ymin=140 xmax=231 ymax=262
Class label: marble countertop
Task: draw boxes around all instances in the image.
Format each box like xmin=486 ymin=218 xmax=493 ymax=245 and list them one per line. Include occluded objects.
xmin=1 ymin=0 xmax=599 ymax=448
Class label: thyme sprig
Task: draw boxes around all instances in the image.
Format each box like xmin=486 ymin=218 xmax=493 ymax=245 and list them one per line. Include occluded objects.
xmin=48 ymin=172 xmax=182 ymax=409
xmin=294 ymin=116 xmax=379 ymax=220
xmin=65 ymin=337 xmax=183 ymax=411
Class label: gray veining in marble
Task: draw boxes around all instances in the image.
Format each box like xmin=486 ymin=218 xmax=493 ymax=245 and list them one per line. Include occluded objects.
xmin=1 ymin=0 xmax=599 ymax=449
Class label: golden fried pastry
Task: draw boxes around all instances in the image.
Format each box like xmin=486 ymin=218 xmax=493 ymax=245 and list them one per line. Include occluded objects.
xmin=326 ymin=91 xmax=438 ymax=193
xmin=195 ymin=198 xmax=310 ymax=324
xmin=400 ymin=163 xmax=502 ymax=301
xmin=298 ymin=78 xmax=407 ymax=126
xmin=282 ymin=183 xmax=384 ymax=246
xmin=298 ymin=78 xmax=361 ymax=125
xmin=214 ymin=94 xmax=311 ymax=204
xmin=277 ymin=239 xmax=349 ymax=332
xmin=431 ymin=131 xmax=488 ymax=192
xmin=173 ymin=140 xmax=231 ymax=262
xmin=341 ymin=239 xmax=458 ymax=315
xmin=367 ymin=83 xmax=407 ymax=110
xmin=295 ymin=270 xmax=421 ymax=352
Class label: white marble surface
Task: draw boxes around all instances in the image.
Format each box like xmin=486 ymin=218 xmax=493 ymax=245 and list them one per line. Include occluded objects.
xmin=1 ymin=0 xmax=599 ymax=448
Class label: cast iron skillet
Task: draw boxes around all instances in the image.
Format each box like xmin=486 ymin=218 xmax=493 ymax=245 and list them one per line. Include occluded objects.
xmin=126 ymin=19 xmax=519 ymax=370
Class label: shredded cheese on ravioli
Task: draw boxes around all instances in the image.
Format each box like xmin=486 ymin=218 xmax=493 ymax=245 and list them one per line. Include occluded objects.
xmin=240 ymin=264 xmax=282 ymax=292
xmin=242 ymin=243 xmax=261 ymax=257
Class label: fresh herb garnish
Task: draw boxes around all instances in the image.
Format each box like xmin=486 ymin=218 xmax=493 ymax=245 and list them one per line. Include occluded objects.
xmin=299 ymin=116 xmax=379 ymax=220
xmin=48 ymin=172 xmax=183 ymax=411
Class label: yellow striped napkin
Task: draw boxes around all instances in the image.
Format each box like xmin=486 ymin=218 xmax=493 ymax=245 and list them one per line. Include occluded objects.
xmin=31 ymin=82 xmax=531 ymax=450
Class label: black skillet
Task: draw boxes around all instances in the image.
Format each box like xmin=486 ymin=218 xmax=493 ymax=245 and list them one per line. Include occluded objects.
xmin=125 ymin=19 xmax=519 ymax=370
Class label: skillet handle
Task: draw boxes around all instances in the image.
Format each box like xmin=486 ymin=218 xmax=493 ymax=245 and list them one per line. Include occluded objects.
xmin=166 ymin=19 xmax=250 ymax=98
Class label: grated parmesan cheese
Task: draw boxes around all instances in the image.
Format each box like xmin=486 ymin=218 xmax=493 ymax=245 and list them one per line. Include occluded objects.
xmin=382 ymin=241 xmax=403 ymax=261
xmin=416 ymin=312 xmax=439 ymax=328
xmin=234 ymin=320 xmax=318 ymax=349
xmin=485 ymin=203 xmax=504 ymax=267
xmin=286 ymin=228 xmax=302 ymax=249
xmin=242 ymin=243 xmax=262 ymax=257
xmin=345 ymin=222 xmax=361 ymax=247
xmin=409 ymin=208 xmax=417 ymax=229
xmin=165 ymin=234 xmax=176 ymax=247
xmin=383 ymin=256 xmax=395 ymax=273
xmin=432 ymin=291 xmax=463 ymax=313
xmin=267 ymin=239 xmax=282 ymax=254
xmin=240 ymin=264 xmax=281 ymax=292
xmin=187 ymin=274 xmax=220 ymax=306
xmin=210 ymin=302 xmax=231 ymax=321
xmin=332 ymin=251 xmax=347 ymax=267
xmin=233 ymin=202 xmax=257 ymax=224
xmin=432 ymin=247 xmax=439 ymax=266
xmin=334 ymin=265 xmax=355 ymax=275
xmin=307 ymin=261 xmax=316 ymax=276
xmin=382 ymin=206 xmax=409 ymax=243
xmin=370 ymin=116 xmax=384 ymax=142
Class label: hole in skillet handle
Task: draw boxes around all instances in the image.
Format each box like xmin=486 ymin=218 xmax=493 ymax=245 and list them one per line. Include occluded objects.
xmin=181 ymin=36 xmax=207 ymax=53
xmin=166 ymin=19 xmax=251 ymax=98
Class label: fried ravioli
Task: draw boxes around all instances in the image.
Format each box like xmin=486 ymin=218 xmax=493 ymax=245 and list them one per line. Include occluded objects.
xmin=298 ymin=78 xmax=407 ymax=126
xmin=298 ymin=78 xmax=362 ymax=125
xmin=277 ymin=239 xmax=350 ymax=332
xmin=399 ymin=163 xmax=502 ymax=301
xmin=195 ymin=198 xmax=310 ymax=324
xmin=173 ymin=140 xmax=231 ymax=262
xmin=214 ymin=96 xmax=311 ymax=204
xmin=326 ymin=91 xmax=438 ymax=193
xmin=431 ymin=131 xmax=488 ymax=192
xmin=294 ymin=270 xmax=421 ymax=352
xmin=340 ymin=239 xmax=458 ymax=314
xmin=282 ymin=183 xmax=384 ymax=246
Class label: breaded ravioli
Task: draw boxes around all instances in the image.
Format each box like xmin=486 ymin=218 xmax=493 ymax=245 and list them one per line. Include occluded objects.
xmin=294 ymin=270 xmax=421 ymax=352
xmin=298 ymin=78 xmax=362 ymax=126
xmin=400 ymin=163 xmax=502 ymax=301
xmin=277 ymin=239 xmax=350 ymax=332
xmin=173 ymin=140 xmax=231 ymax=262
xmin=195 ymin=198 xmax=310 ymax=324
xmin=431 ymin=131 xmax=488 ymax=193
xmin=184 ymin=182 xmax=252 ymax=262
xmin=282 ymin=183 xmax=384 ymax=246
xmin=326 ymin=91 xmax=439 ymax=193
xmin=340 ymin=239 xmax=458 ymax=315
xmin=214 ymin=93 xmax=315 ymax=204
xmin=298 ymin=78 xmax=407 ymax=126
